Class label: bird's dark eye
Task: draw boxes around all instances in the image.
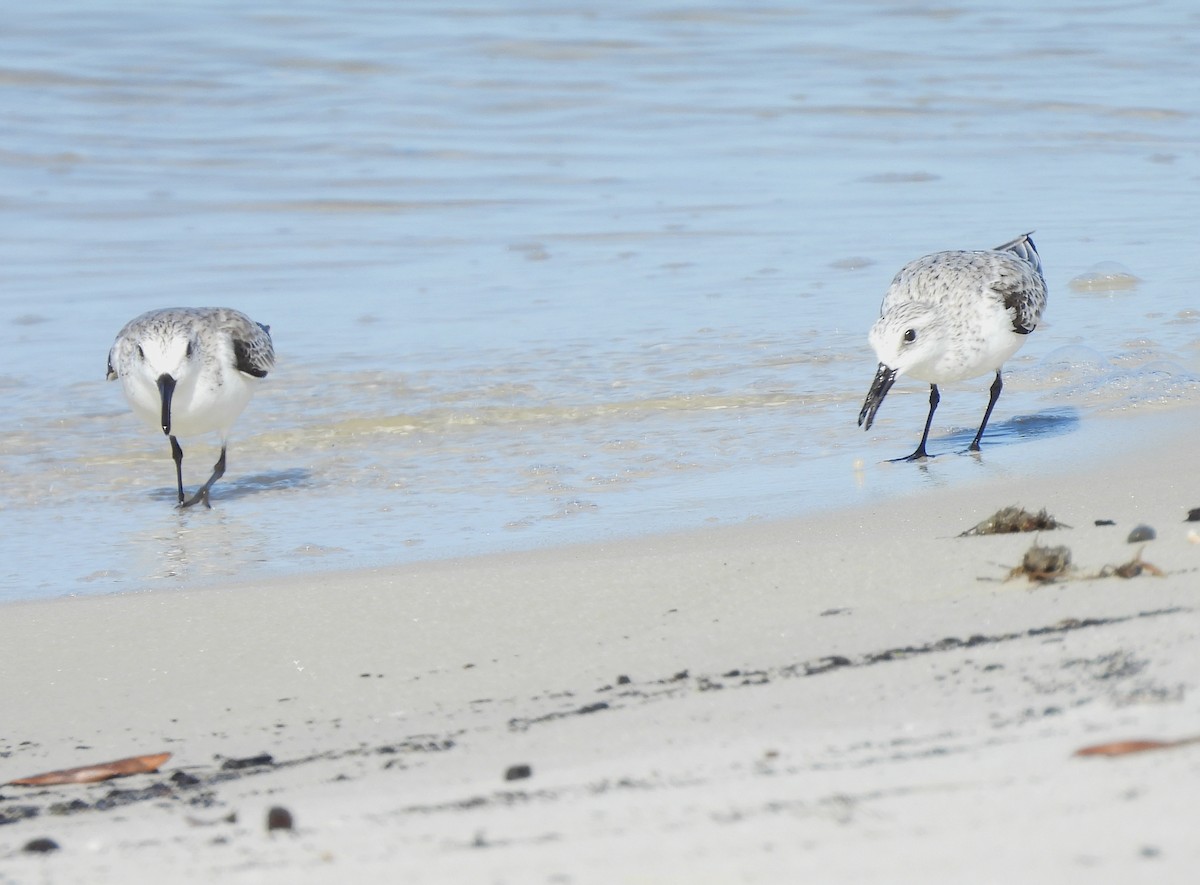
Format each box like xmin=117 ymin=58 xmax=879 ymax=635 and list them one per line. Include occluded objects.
xmin=136 ymin=345 xmax=145 ymax=359
xmin=903 ymin=329 xmax=917 ymax=343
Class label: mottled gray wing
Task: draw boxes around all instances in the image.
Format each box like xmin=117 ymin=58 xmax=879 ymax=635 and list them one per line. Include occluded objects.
xmin=992 ymin=233 xmax=1046 ymax=335
xmin=233 ymin=322 xmax=275 ymax=378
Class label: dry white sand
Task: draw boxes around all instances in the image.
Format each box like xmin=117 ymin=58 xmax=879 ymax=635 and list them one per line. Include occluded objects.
xmin=3 ymin=414 xmax=1200 ymax=883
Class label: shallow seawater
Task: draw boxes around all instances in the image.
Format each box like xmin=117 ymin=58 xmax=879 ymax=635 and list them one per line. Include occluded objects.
xmin=2 ymin=1 xmax=1200 ymax=601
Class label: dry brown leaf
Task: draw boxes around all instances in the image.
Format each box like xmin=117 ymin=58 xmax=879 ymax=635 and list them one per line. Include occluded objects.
xmin=1073 ymin=739 xmax=1198 ymax=758
xmin=1074 ymin=740 xmax=1172 ymax=757
xmin=6 ymin=751 xmax=171 ymax=786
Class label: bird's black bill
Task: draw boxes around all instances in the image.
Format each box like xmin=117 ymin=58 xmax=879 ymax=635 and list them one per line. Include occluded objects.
xmin=156 ymin=373 xmax=176 ymax=436
xmin=858 ymin=363 xmax=897 ymax=431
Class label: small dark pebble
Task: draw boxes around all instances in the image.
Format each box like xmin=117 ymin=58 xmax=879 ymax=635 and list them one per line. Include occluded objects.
xmin=92 ymin=783 xmax=173 ymax=812
xmin=1127 ymin=525 xmax=1156 ymax=543
xmin=616 ymin=674 xmax=631 ymax=685
xmin=221 ymin=753 xmax=274 ymax=771
xmin=170 ymin=770 xmax=201 ymax=787
xmin=22 ymin=838 xmax=59 ymax=854
xmin=1186 ymin=509 xmax=1200 ymax=523
xmin=1094 ymin=519 xmax=1116 ymax=526
xmin=504 ymin=764 xmax=532 ymax=782
xmin=48 ymin=799 xmax=90 ymax=816
xmin=0 ymin=805 xmax=40 ymax=825
xmin=266 ymin=806 xmax=293 ymax=832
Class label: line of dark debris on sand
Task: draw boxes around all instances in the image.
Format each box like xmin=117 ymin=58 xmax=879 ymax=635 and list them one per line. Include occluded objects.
xmin=0 ymin=740 xmax=457 ymax=832
xmin=506 ymin=606 xmax=1188 ymax=732
xmin=0 ymin=606 xmax=1188 ymax=838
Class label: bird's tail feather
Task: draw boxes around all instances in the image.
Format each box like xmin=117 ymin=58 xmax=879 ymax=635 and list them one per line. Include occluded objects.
xmin=994 ymin=231 xmax=1043 ymax=278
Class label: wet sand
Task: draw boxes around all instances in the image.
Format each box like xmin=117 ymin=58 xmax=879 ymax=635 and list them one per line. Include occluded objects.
xmin=3 ymin=413 xmax=1200 ymax=883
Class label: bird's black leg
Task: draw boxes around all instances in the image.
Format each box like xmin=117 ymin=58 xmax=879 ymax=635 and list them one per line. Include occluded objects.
xmin=169 ymin=435 xmax=186 ymax=504
xmin=893 ymin=384 xmax=939 ymax=462
xmin=181 ymin=446 xmax=226 ymax=509
xmin=969 ymin=371 xmax=1003 ymax=452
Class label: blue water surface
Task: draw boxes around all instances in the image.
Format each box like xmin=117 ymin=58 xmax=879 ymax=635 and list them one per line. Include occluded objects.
xmin=1 ymin=1 xmax=1199 ymax=600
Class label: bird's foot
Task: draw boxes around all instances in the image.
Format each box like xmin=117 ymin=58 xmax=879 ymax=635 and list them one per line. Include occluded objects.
xmin=178 ymin=489 xmax=213 ymax=510
xmin=890 ymin=448 xmax=932 ymax=463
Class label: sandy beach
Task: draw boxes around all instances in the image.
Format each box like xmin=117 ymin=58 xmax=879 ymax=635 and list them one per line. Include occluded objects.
xmin=5 ymin=2 xmax=1200 ymax=882
xmin=2 ymin=409 xmax=1199 ymax=884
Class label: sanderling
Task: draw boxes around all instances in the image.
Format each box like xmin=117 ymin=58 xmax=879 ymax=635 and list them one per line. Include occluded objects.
xmin=107 ymin=307 xmax=275 ymax=508
xmin=858 ymin=233 xmax=1046 ymax=461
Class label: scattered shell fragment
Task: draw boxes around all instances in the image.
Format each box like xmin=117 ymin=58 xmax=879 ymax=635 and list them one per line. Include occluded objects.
xmin=1009 ymin=542 xmax=1072 ymax=583
xmin=1126 ymin=524 xmax=1156 ymax=543
xmin=7 ymin=752 xmax=171 ymax=787
xmin=961 ymin=506 xmax=1066 ymax=537
xmin=186 ymin=811 xmax=237 ymax=828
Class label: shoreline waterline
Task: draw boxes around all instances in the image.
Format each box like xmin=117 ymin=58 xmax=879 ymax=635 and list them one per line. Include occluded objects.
xmin=9 ymin=395 xmax=1198 ymax=608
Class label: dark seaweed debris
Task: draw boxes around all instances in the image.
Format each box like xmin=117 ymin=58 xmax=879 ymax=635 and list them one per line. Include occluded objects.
xmin=962 ymin=506 xmax=1067 ymax=537
xmin=1009 ymin=542 xmax=1072 ymax=582
xmin=1100 ymin=548 xmax=1165 ymax=579
xmin=219 ymin=754 xmax=274 ymax=771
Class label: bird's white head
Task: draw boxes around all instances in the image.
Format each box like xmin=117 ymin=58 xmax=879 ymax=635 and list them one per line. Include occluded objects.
xmin=858 ymin=301 xmax=946 ymax=432
xmin=867 ymin=300 xmax=947 ymax=382
xmin=110 ymin=329 xmax=200 ymax=436
xmin=136 ymin=335 xmax=196 ymax=384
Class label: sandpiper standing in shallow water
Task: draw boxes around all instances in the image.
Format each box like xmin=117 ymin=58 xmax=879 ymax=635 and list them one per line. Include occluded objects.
xmin=858 ymin=233 xmax=1047 ymax=461
xmin=107 ymin=307 xmax=275 ymax=507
